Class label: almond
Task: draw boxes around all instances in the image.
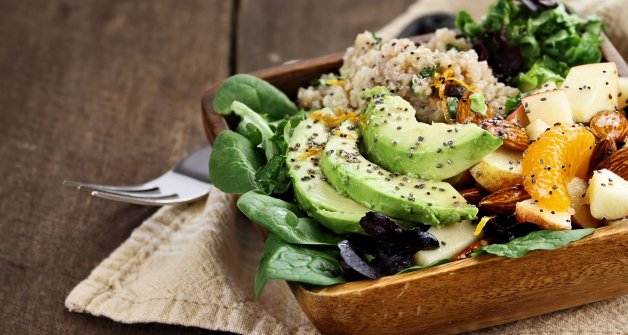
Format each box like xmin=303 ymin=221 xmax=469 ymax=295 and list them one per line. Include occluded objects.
xmin=458 ymin=186 xmax=487 ymax=205
xmin=479 ymin=118 xmax=529 ymax=151
xmin=589 ymin=110 xmax=627 ymax=142
xmin=455 ymin=91 xmax=494 ymax=125
xmin=594 ymin=146 xmax=628 ymax=180
xmin=588 ymin=136 xmax=617 ymax=177
xmin=453 ymin=238 xmax=492 ymax=260
xmin=478 ymin=184 xmax=531 ymax=214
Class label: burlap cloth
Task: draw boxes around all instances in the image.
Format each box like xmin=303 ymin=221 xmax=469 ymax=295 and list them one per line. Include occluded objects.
xmin=66 ymin=1 xmax=628 ymax=334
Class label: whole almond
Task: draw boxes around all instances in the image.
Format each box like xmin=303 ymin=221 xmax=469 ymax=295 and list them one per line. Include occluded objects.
xmin=453 ymin=238 xmax=492 ymax=260
xmin=588 ymin=136 xmax=617 ymax=177
xmin=480 ymin=118 xmax=529 ymax=151
xmin=458 ymin=186 xmax=487 ymax=205
xmin=478 ymin=184 xmax=531 ymax=214
xmin=455 ymin=91 xmax=495 ymax=125
xmin=594 ymin=146 xmax=628 ymax=180
xmin=589 ymin=111 xmax=627 ymax=142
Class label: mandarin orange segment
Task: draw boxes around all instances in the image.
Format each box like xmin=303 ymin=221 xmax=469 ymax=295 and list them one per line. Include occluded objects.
xmin=521 ymin=124 xmax=595 ymax=211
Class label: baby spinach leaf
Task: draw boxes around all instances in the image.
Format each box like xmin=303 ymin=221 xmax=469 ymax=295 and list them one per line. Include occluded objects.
xmin=230 ymin=101 xmax=279 ymax=161
xmin=254 ymin=155 xmax=291 ymax=195
xmin=237 ymin=191 xmax=342 ymax=246
xmin=471 ymin=228 xmax=594 ymax=258
xmin=397 ymin=259 xmax=450 ymax=274
xmin=254 ymin=234 xmax=345 ymax=296
xmin=213 ymin=74 xmax=298 ymax=121
xmin=209 ymin=130 xmax=262 ymax=194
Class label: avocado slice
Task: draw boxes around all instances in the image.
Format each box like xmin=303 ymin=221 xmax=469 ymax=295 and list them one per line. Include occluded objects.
xmin=286 ymin=109 xmax=369 ymax=234
xmin=320 ymin=121 xmax=478 ymax=226
xmin=361 ymin=88 xmax=502 ymax=180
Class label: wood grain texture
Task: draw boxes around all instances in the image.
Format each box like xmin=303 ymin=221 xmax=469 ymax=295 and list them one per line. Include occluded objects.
xmin=236 ymin=0 xmax=415 ymax=72
xmin=0 ymin=1 xmax=232 ymax=334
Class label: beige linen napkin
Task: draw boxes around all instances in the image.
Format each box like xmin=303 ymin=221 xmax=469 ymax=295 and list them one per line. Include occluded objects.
xmin=67 ymin=1 xmax=628 ymax=334
xmin=65 ymin=188 xmax=628 ymax=335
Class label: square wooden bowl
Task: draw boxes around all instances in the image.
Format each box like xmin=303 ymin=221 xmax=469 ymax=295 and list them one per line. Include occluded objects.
xmin=201 ymin=35 xmax=628 ymax=335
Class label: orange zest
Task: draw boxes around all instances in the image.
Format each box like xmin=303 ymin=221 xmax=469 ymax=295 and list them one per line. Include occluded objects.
xmin=521 ymin=124 xmax=595 ymax=211
xmin=310 ymin=108 xmax=363 ymax=128
xmin=299 ymin=146 xmax=324 ymax=160
xmin=430 ymin=68 xmax=478 ymax=122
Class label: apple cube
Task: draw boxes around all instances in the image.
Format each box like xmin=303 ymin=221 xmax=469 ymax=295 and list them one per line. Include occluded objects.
xmin=525 ymin=119 xmax=550 ymax=141
xmin=566 ymin=177 xmax=600 ymax=228
xmin=516 ymin=199 xmax=572 ymax=230
xmin=413 ymin=220 xmax=480 ymax=266
xmin=521 ymin=90 xmax=574 ymax=127
xmin=586 ymin=169 xmax=628 ymax=220
xmin=561 ymin=62 xmax=619 ymax=122
xmin=469 ymin=148 xmax=523 ymax=192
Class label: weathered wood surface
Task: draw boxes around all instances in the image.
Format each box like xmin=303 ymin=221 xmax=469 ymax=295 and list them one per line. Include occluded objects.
xmin=0 ymin=0 xmax=413 ymax=334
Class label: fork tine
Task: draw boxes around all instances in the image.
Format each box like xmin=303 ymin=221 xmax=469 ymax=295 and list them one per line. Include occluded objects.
xmin=63 ymin=180 xmax=158 ymax=192
xmin=89 ymin=190 xmax=180 ymax=206
xmin=89 ymin=189 xmax=178 ymax=199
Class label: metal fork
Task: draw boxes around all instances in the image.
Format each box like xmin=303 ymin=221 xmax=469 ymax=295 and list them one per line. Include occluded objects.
xmin=63 ymin=145 xmax=212 ymax=206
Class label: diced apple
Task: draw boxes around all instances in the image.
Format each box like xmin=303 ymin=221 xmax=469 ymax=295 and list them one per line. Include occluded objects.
xmin=515 ymin=199 xmax=572 ymax=230
xmin=566 ymin=177 xmax=600 ymax=228
xmin=413 ymin=220 xmax=480 ymax=266
xmin=619 ymin=77 xmax=628 ymax=109
xmin=522 ymin=90 xmax=574 ymax=127
xmin=525 ymin=119 xmax=550 ymax=141
xmin=586 ymin=169 xmax=628 ymax=220
xmin=470 ymin=148 xmax=523 ymax=192
xmin=561 ymin=62 xmax=619 ymax=122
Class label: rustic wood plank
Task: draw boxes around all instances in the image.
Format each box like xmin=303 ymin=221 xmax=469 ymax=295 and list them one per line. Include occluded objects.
xmin=236 ymin=0 xmax=416 ymax=73
xmin=0 ymin=1 xmax=232 ymax=334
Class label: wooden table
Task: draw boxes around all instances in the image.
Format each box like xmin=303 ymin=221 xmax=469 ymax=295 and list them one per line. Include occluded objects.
xmin=0 ymin=1 xmax=414 ymax=333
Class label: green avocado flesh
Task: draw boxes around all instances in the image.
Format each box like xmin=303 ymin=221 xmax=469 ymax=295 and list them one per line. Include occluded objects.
xmin=361 ymin=90 xmax=502 ymax=180
xmin=320 ymin=121 xmax=478 ymax=226
xmin=286 ymin=109 xmax=368 ymax=234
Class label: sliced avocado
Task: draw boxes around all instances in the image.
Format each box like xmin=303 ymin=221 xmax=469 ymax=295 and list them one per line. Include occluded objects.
xmin=320 ymin=121 xmax=478 ymax=226
xmin=360 ymin=88 xmax=502 ymax=180
xmin=286 ymin=109 xmax=369 ymax=234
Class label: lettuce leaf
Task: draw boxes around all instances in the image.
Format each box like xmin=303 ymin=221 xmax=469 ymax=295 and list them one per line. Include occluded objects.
xmin=471 ymin=228 xmax=594 ymax=258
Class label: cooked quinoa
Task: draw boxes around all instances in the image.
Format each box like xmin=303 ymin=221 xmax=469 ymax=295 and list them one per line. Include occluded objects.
xmin=298 ymin=29 xmax=519 ymax=122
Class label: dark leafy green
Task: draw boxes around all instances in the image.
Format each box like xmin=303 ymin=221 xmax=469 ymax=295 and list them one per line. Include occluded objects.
xmin=209 ymin=130 xmax=262 ymax=194
xmin=471 ymin=228 xmax=594 ymax=258
xmin=254 ymin=234 xmax=345 ymax=296
xmin=456 ymin=0 xmax=604 ymax=91
xmin=213 ymin=74 xmax=298 ymax=120
xmin=237 ymin=191 xmax=342 ymax=246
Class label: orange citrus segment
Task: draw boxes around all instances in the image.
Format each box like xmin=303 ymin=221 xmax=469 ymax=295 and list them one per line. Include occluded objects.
xmin=521 ymin=124 xmax=595 ymax=211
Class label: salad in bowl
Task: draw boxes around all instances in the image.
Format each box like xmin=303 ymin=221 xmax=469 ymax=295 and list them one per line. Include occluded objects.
xmin=207 ymin=0 xmax=628 ymax=298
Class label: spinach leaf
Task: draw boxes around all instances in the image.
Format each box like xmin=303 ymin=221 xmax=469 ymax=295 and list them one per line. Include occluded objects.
xmin=209 ymin=130 xmax=262 ymax=194
xmin=397 ymin=259 xmax=450 ymax=274
xmin=253 ymin=155 xmax=291 ymax=195
xmin=213 ymin=74 xmax=298 ymax=121
xmin=471 ymin=228 xmax=594 ymax=258
xmin=230 ymin=101 xmax=279 ymax=161
xmin=237 ymin=191 xmax=342 ymax=246
xmin=235 ymin=120 xmax=262 ymax=146
xmin=254 ymin=234 xmax=345 ymax=296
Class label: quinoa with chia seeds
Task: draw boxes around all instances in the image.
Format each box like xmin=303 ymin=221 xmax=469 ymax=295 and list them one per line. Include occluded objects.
xmin=298 ymin=29 xmax=519 ymax=122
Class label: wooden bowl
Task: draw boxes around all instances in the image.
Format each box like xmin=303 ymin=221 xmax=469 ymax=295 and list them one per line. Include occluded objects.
xmin=201 ymin=35 xmax=628 ymax=335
